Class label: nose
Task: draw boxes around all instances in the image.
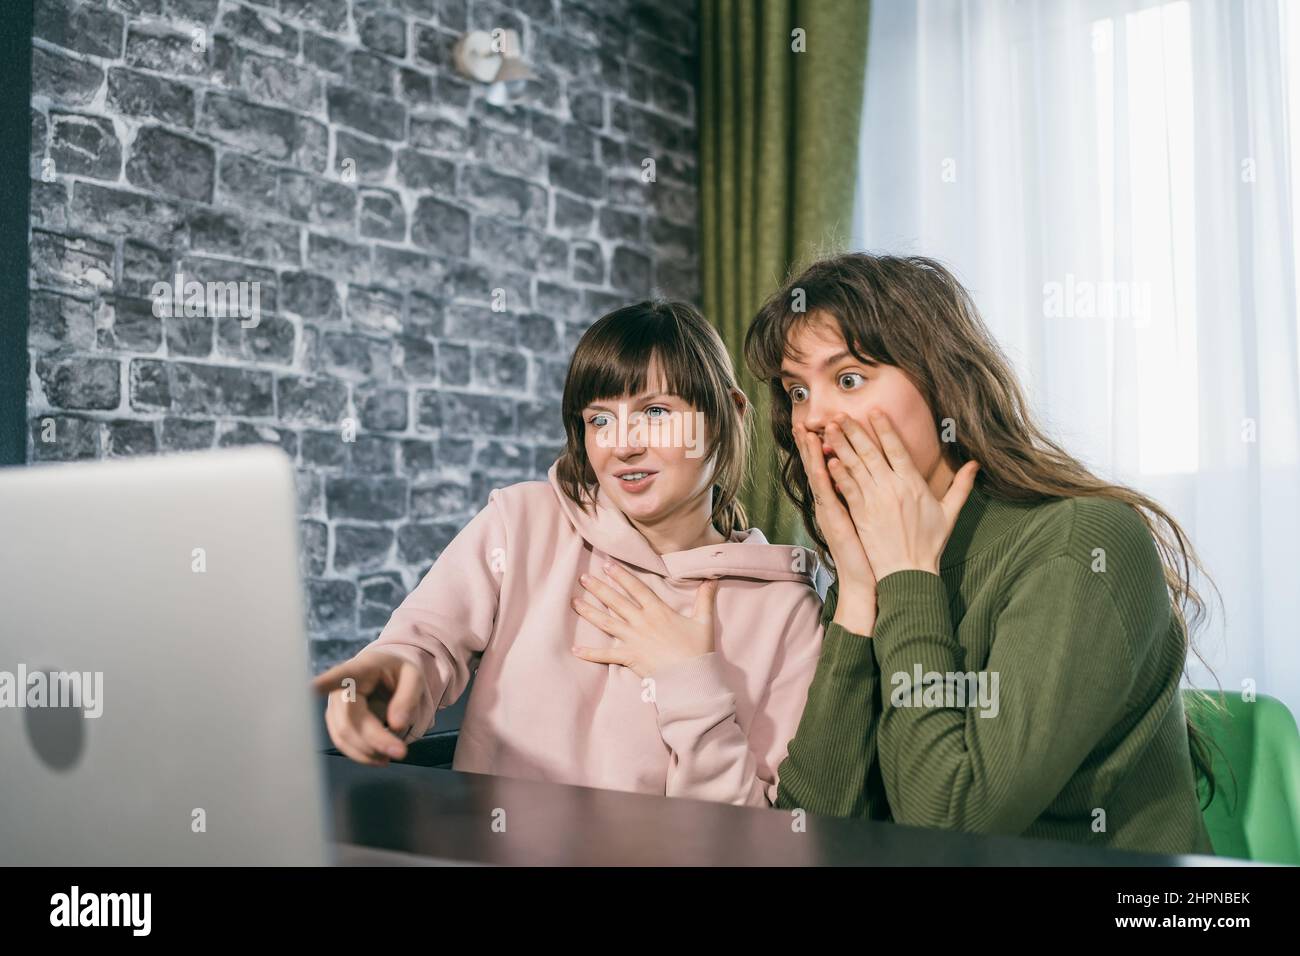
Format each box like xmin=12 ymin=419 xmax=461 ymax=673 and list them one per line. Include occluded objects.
xmin=613 ymin=410 xmax=647 ymax=459
xmin=613 ymin=443 xmax=645 ymax=461
xmin=799 ymin=390 xmax=841 ymax=441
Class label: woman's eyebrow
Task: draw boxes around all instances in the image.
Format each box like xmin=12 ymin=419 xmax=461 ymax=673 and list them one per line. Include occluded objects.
xmin=780 ymin=350 xmax=873 ymax=379
xmin=584 ymin=392 xmax=674 ymax=411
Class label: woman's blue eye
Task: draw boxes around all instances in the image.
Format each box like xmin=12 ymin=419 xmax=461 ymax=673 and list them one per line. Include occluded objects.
xmin=788 ymin=386 xmax=808 ymax=404
xmin=838 ymin=372 xmax=865 ymax=390
xmin=645 ymin=405 xmax=669 ymax=418
xmin=589 ymin=414 xmax=611 ymax=428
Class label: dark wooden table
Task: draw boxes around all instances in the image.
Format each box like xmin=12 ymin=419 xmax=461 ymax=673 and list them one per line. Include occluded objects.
xmin=324 ymin=755 xmax=1235 ymax=866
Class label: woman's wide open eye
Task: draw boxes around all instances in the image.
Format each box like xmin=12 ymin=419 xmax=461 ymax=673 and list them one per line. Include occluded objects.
xmin=788 ymin=385 xmax=809 ymax=404
xmin=588 ymin=412 xmax=612 ymax=428
xmin=838 ymin=372 xmax=865 ymax=391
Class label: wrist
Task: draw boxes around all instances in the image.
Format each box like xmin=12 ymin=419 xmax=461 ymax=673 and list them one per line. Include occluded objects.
xmin=832 ymin=598 xmax=876 ymax=637
xmin=873 ymin=560 xmax=940 ymax=581
xmin=649 ymin=653 xmax=730 ymax=710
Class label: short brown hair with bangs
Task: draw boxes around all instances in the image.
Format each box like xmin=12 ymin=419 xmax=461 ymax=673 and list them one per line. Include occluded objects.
xmin=555 ymin=300 xmax=751 ymax=539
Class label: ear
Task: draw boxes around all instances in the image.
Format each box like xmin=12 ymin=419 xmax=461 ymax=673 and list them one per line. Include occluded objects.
xmin=729 ymin=386 xmax=749 ymax=419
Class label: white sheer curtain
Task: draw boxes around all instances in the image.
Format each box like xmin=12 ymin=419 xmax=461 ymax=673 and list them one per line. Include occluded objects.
xmin=854 ymin=0 xmax=1300 ymax=715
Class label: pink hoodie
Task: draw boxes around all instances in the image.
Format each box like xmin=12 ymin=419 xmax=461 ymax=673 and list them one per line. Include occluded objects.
xmin=363 ymin=461 xmax=826 ymax=806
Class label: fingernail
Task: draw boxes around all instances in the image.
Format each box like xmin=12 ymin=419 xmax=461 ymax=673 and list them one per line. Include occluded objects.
xmin=579 ymin=573 xmax=589 ymax=583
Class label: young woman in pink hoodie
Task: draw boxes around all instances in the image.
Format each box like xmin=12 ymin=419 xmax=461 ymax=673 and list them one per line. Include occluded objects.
xmin=313 ymin=300 xmax=825 ymax=807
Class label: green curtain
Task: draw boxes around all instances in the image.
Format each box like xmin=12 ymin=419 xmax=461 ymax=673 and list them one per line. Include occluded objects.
xmin=700 ymin=0 xmax=871 ymax=545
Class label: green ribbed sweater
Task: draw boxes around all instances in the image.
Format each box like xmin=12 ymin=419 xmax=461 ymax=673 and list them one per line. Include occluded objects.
xmin=775 ymin=483 xmax=1214 ymax=856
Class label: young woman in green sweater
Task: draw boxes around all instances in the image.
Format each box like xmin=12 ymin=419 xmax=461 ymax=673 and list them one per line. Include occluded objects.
xmin=743 ymin=252 xmax=1218 ymax=856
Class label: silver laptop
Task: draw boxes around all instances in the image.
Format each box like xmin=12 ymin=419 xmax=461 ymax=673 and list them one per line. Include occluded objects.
xmin=0 ymin=446 xmax=331 ymax=865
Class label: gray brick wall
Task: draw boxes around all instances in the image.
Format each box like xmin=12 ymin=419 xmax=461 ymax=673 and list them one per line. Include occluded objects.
xmin=26 ymin=0 xmax=699 ymax=670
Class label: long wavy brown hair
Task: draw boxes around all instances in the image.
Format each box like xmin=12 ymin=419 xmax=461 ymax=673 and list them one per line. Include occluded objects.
xmin=744 ymin=252 xmax=1226 ymax=804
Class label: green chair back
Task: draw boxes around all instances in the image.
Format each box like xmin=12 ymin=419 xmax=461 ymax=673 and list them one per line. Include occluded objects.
xmin=1186 ymin=690 xmax=1300 ymax=864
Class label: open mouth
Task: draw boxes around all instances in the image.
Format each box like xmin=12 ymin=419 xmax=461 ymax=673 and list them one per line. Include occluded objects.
xmin=613 ymin=470 xmax=658 ymax=492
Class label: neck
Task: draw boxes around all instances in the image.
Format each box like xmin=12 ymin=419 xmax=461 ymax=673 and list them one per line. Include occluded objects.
xmin=627 ymin=491 xmax=727 ymax=555
xmin=940 ymin=480 xmax=1039 ymax=567
xmin=926 ymin=455 xmax=958 ymax=501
